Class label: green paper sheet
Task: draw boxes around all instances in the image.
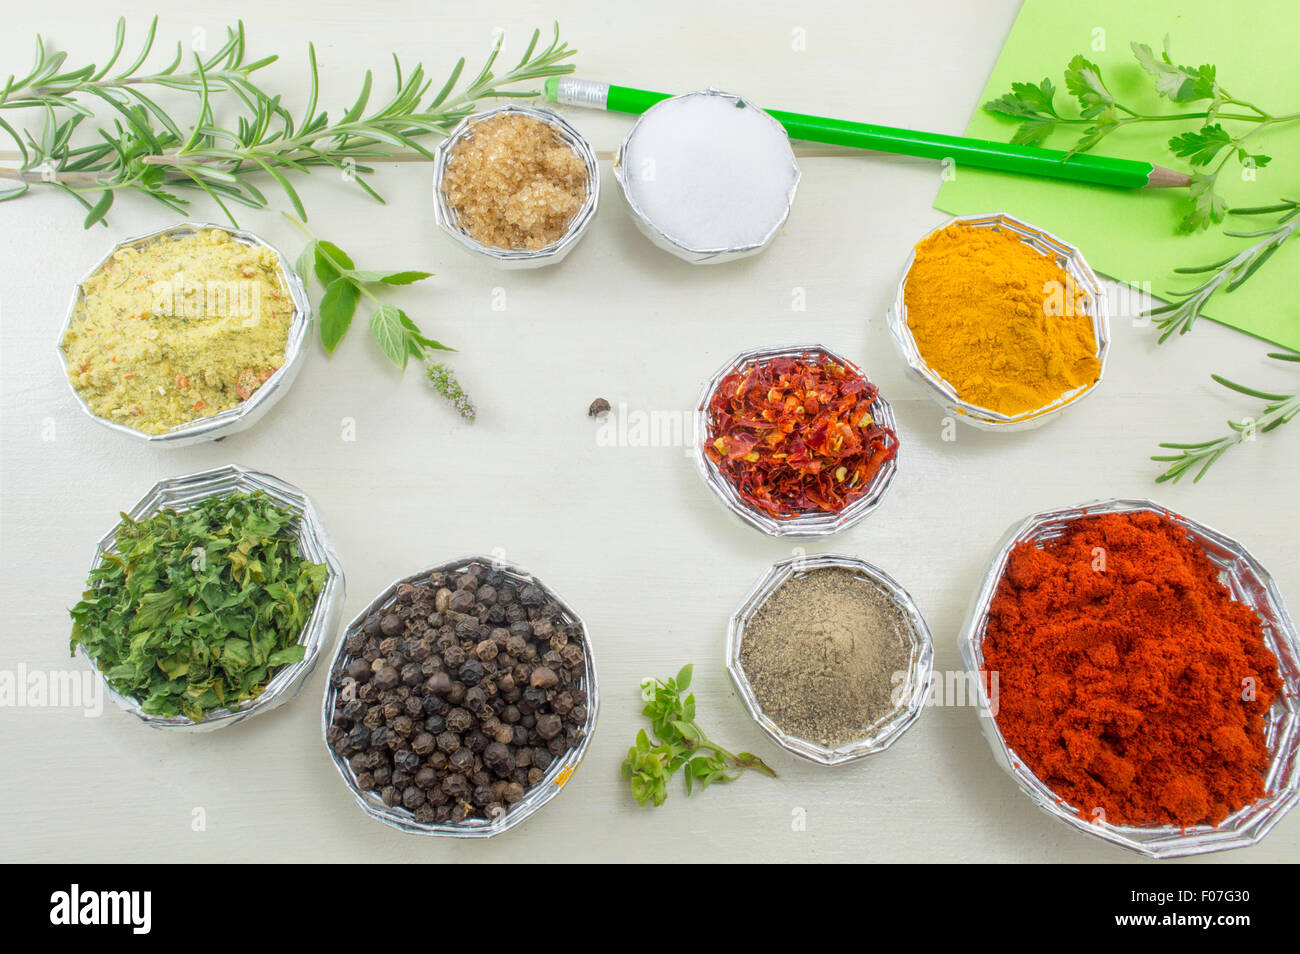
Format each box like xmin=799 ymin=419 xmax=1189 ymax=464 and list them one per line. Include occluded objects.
xmin=934 ymin=0 xmax=1300 ymax=351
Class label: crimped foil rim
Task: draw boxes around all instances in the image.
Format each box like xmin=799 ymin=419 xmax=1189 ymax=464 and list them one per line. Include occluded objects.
xmin=431 ymin=104 xmax=600 ymax=268
xmin=726 ymin=552 xmax=934 ymax=765
xmin=693 ymin=344 xmax=899 ymax=538
xmin=885 ymin=212 xmax=1111 ymax=431
xmin=958 ymin=498 xmax=1300 ymax=858
xmin=612 ymin=88 xmax=801 ymax=264
xmin=76 ymin=464 xmax=345 ymax=732
xmin=321 ymin=556 xmax=599 ymax=838
xmin=56 ymin=222 xmax=312 ymax=445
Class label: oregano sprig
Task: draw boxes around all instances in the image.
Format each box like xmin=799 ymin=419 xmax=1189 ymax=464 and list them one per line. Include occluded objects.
xmin=622 ymin=664 xmax=776 ymax=807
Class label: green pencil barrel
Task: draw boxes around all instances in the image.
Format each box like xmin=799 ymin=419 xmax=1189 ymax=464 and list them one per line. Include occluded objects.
xmin=766 ymin=108 xmax=1153 ymax=189
xmin=606 ymin=85 xmax=672 ymax=114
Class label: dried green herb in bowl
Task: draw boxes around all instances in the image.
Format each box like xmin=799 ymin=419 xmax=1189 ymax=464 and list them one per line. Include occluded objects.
xmin=70 ymin=489 xmax=330 ymax=725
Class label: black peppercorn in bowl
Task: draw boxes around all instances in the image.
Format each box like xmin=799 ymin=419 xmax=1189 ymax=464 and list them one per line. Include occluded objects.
xmin=322 ymin=556 xmax=598 ymax=838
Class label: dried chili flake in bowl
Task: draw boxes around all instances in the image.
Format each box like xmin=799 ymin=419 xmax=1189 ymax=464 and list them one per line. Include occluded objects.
xmin=696 ymin=346 xmax=900 ymax=537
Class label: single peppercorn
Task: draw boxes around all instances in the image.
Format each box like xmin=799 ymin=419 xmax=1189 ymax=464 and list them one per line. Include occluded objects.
xmin=459 ymin=659 xmax=486 ymax=687
xmin=536 ymin=713 xmax=563 ymax=741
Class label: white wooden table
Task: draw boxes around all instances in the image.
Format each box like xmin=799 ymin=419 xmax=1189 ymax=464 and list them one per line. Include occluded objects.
xmin=2 ymin=0 xmax=1295 ymax=863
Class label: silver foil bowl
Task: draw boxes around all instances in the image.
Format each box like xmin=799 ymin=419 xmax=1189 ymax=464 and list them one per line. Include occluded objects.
xmin=431 ymin=104 xmax=599 ymax=268
xmin=694 ymin=344 xmax=899 ymax=537
xmin=727 ymin=553 xmax=934 ymax=765
xmin=886 ymin=213 xmax=1110 ymax=431
xmin=323 ymin=556 xmax=599 ymax=838
xmin=613 ymin=88 xmax=800 ymax=264
xmin=57 ymin=222 xmax=312 ymax=446
xmin=958 ymin=499 xmax=1300 ymax=858
xmin=77 ymin=464 xmax=345 ymax=731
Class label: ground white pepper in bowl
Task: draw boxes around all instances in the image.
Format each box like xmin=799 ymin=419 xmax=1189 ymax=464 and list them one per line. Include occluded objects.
xmin=440 ymin=110 xmax=590 ymax=251
xmin=730 ymin=557 xmax=933 ymax=765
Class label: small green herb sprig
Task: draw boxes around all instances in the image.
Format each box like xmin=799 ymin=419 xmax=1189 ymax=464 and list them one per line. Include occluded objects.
xmin=985 ymin=37 xmax=1299 ymax=232
xmin=622 ymin=665 xmax=776 ymax=807
xmin=290 ymin=218 xmax=475 ymax=421
xmin=69 ymin=491 xmax=327 ymax=722
xmin=0 ymin=18 xmax=576 ymax=226
xmin=1153 ymin=351 xmax=1300 ymax=483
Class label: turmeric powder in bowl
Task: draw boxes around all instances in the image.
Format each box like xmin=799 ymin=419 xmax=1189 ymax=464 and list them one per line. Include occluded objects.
xmin=902 ymin=221 xmax=1101 ymax=417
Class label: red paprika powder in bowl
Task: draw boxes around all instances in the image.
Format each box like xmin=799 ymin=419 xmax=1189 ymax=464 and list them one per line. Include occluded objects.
xmin=957 ymin=499 xmax=1300 ymax=859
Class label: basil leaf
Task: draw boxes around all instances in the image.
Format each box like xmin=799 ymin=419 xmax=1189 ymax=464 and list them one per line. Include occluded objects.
xmin=319 ymin=278 xmax=360 ymax=353
xmin=314 ymin=239 xmax=354 ymax=285
xmin=369 ymin=303 xmax=409 ymax=369
xmin=398 ymin=311 xmax=455 ymax=353
xmin=267 ymin=644 xmax=307 ymax=667
xmin=294 ymin=239 xmax=318 ymax=285
xmin=350 ymin=269 xmax=433 ymax=285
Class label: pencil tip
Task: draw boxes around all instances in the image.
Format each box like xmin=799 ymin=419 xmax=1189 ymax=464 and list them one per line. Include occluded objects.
xmin=1146 ymin=165 xmax=1193 ymax=189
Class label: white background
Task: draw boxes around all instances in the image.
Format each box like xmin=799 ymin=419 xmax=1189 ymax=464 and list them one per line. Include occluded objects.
xmin=2 ymin=0 xmax=1296 ymax=863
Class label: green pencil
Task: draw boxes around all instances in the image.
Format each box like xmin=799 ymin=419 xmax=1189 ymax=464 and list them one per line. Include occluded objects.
xmin=542 ymin=77 xmax=1190 ymax=190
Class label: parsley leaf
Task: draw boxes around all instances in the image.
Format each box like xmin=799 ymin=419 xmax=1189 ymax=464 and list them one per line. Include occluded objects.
xmin=1181 ymin=172 xmax=1229 ymax=232
xmin=1168 ymin=123 xmax=1234 ymax=166
xmin=1063 ymin=55 xmax=1115 ymax=119
xmin=1131 ymin=40 xmax=1218 ymax=103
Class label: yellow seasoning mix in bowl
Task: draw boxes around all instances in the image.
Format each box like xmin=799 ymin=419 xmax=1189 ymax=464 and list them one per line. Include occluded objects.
xmin=889 ymin=215 xmax=1108 ymax=429
xmin=60 ymin=226 xmax=300 ymax=438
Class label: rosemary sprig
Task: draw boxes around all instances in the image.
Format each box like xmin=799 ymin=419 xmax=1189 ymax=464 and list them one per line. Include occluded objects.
xmin=1147 ymin=199 xmax=1300 ymax=342
xmin=0 ymin=18 xmax=576 ymax=225
xmin=0 ymin=18 xmax=275 ymax=129
xmin=1153 ymin=352 xmax=1300 ymax=482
